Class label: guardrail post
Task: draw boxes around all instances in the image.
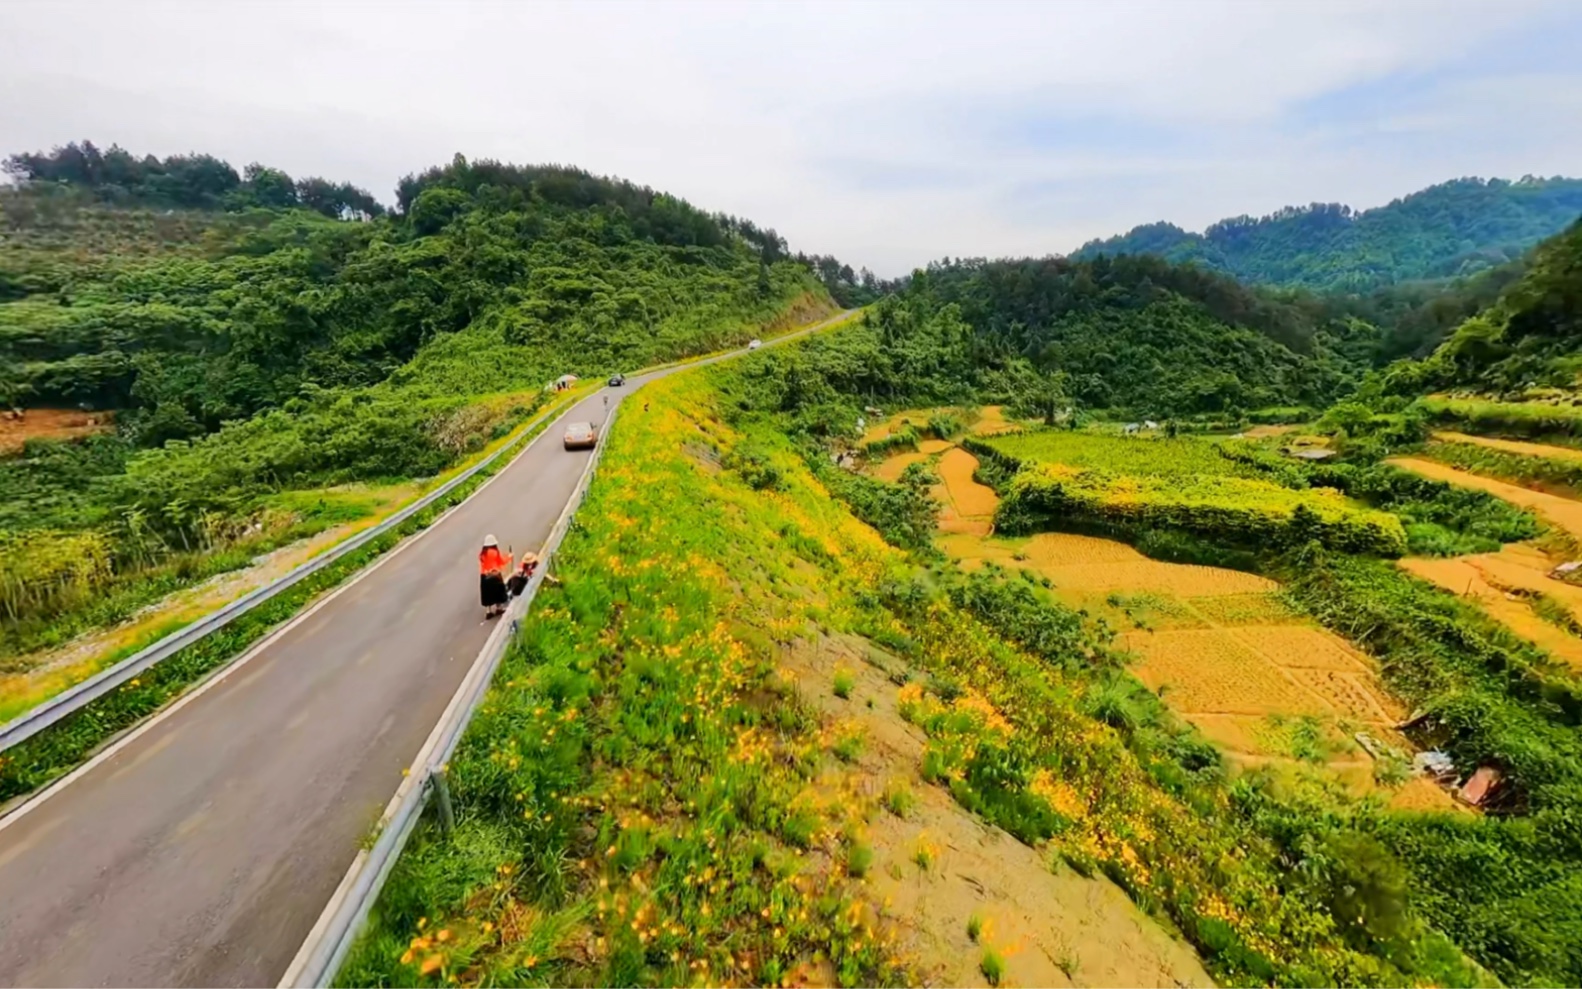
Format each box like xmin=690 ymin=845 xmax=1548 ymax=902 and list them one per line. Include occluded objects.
xmin=429 ymin=767 xmax=455 ymax=837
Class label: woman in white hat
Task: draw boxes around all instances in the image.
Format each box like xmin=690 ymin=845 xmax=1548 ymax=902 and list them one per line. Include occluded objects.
xmin=478 ymin=534 xmax=512 ymax=619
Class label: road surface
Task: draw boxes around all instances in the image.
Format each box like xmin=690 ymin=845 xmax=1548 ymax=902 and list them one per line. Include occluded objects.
xmin=0 ymin=312 xmax=851 ymax=988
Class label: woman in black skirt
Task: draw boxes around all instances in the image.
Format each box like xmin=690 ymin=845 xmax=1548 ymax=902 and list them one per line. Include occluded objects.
xmin=478 ymin=533 xmax=512 ymax=618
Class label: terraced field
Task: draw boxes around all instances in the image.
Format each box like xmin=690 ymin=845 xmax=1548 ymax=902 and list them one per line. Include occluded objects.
xmin=868 ymin=415 xmax=1444 ymax=806
xmin=1388 ymin=443 xmax=1582 ymax=673
xmin=1390 ymin=455 xmax=1582 ymax=544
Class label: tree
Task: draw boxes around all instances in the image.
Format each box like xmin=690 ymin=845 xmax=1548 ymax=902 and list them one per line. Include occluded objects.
xmin=239 ymin=163 xmax=298 ymax=209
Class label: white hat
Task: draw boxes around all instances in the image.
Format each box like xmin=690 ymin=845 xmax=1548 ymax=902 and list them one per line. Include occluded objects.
xmin=483 ymin=534 xmax=498 ymax=547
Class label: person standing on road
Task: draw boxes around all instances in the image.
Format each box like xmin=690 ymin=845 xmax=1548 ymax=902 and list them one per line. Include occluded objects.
xmin=478 ymin=534 xmax=512 ymax=619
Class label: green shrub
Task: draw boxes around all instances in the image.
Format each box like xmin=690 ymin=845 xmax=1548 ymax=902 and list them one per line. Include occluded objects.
xmin=995 ymin=461 xmax=1407 ymax=556
xmin=1420 ymin=396 xmax=1582 ymax=445
xmin=1427 ymin=438 xmax=1582 ymax=493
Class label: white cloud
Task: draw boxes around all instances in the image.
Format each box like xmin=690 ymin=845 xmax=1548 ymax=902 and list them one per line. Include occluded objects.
xmin=1 ymin=0 xmax=1577 ymax=275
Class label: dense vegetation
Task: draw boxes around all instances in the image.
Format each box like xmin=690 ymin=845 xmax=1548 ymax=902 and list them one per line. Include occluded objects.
xmin=0 ymin=144 xmax=829 ymax=668
xmin=1381 ymin=218 xmax=1582 ymax=402
xmin=1076 ymin=176 xmax=1582 ymax=292
xmin=4 ymin=140 xmax=385 ymax=217
xmin=978 ymin=433 xmax=1408 ymax=556
xmin=867 ymin=254 xmax=1380 ymax=418
xmin=12 ymin=138 xmax=1582 ymax=985
xmin=352 ymin=359 xmax=1484 ymax=988
xmin=713 ymin=310 xmax=1582 ymax=983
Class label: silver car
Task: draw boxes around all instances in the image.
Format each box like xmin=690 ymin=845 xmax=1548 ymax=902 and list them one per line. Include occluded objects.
xmin=563 ymin=421 xmax=597 ymax=450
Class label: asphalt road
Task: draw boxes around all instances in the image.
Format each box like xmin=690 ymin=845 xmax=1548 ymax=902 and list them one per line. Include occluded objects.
xmin=0 ymin=311 xmax=852 ymax=988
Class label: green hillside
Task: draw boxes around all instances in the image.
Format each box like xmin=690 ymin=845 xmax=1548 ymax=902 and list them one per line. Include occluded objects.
xmin=1075 ymin=176 xmax=1582 ymax=292
xmin=875 ymin=253 xmax=1375 ymax=418
xmin=0 ymin=144 xmax=829 ymax=661
xmin=1368 ymin=217 xmax=1582 ymax=432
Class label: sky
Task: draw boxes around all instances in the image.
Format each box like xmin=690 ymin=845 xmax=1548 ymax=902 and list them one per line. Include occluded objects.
xmin=2 ymin=0 xmax=1580 ymax=276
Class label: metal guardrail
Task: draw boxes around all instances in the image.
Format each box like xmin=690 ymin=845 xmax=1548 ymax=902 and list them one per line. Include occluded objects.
xmin=0 ymin=311 xmax=860 ymax=757
xmin=0 ymin=397 xmax=581 ymax=755
xmin=280 ymin=310 xmax=860 ymax=987
xmin=280 ymin=403 xmax=620 ymax=988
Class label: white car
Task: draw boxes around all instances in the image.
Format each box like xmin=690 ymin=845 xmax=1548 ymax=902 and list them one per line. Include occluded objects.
xmin=562 ymin=421 xmax=597 ymax=450
xmin=747 ymin=339 xmax=762 ymax=351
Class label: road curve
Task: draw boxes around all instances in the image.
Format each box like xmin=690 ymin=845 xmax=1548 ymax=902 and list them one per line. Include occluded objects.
xmin=0 ymin=311 xmax=852 ymax=988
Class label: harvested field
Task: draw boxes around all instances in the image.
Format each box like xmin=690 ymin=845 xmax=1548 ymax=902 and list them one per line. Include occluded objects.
xmin=1189 ymin=713 xmax=1283 ymax=756
xmin=861 ymin=407 xmax=971 ymax=445
xmin=1400 ymin=545 xmax=1582 ymax=672
xmin=1390 ymin=455 xmax=1582 ymax=544
xmin=0 ymin=408 xmax=113 ymax=455
xmin=970 ymin=405 xmax=1019 ymax=435
xmin=1434 ymin=430 xmax=1582 ymax=463
xmin=1123 ymin=629 xmax=1324 ymax=717
xmin=1021 ymin=531 xmax=1147 ymax=567
xmin=1286 ymin=666 xmax=1402 ymax=722
xmin=873 ymin=450 xmax=928 ymax=483
xmin=886 ymin=415 xmax=1434 ymax=801
xmin=1189 ymin=591 xmax=1302 ymax=626
xmin=1243 ymin=424 xmax=1297 ymax=439
xmin=1098 ymin=591 xmax=1207 ymax=631
xmin=1044 ymin=560 xmax=1277 ymax=597
xmin=1231 ymin=625 xmax=1371 ymax=672
xmin=1388 ymin=776 xmax=1464 ymax=813
xmin=937 ymin=447 xmax=999 ymax=519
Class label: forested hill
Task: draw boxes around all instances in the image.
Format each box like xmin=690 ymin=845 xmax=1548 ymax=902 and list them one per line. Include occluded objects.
xmin=1074 ymin=176 xmax=1582 ymax=292
xmin=1382 ymin=216 xmax=1582 ymax=397
xmin=3 ymin=140 xmax=386 ymax=218
xmin=0 ymin=145 xmax=820 ymax=444
xmin=867 ymin=253 xmax=1376 ymax=418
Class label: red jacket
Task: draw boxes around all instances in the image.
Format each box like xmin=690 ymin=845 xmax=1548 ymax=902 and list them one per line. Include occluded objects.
xmin=479 ymin=547 xmax=511 ymax=575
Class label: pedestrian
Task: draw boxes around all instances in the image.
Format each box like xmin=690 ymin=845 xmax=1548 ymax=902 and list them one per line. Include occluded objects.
xmin=507 ymin=552 xmax=539 ymax=597
xmin=478 ymin=534 xmax=512 ymax=619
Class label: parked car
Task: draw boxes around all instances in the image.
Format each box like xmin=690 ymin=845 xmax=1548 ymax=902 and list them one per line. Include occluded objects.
xmin=608 ymin=373 xmax=626 ymax=386
xmin=747 ymin=339 xmax=762 ymax=351
xmin=563 ymin=421 xmax=597 ymax=450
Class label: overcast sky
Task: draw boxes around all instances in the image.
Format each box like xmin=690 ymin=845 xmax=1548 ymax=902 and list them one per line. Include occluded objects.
xmin=2 ymin=0 xmax=1579 ymax=275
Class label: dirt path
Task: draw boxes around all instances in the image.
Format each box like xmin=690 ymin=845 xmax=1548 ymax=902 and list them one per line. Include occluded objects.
xmin=785 ymin=635 xmax=1212 ymax=988
xmin=1433 ymin=430 xmax=1582 ymax=462
xmin=1392 ymin=455 xmax=1582 ymax=548
xmin=0 ymin=409 xmax=113 ymax=455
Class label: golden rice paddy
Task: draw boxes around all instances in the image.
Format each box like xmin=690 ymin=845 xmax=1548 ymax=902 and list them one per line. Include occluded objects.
xmin=870 ymin=415 xmax=1429 ymax=798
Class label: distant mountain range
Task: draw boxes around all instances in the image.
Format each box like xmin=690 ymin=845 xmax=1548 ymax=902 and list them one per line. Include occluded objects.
xmin=1073 ymin=176 xmax=1582 ymax=292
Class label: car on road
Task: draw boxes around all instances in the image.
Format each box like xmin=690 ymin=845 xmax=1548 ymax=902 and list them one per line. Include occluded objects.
xmin=608 ymin=373 xmax=625 ymax=386
xmin=747 ymin=339 xmax=762 ymax=351
xmin=563 ymin=421 xmax=597 ymax=450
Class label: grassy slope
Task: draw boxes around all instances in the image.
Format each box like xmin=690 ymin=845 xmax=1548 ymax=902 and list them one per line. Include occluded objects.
xmin=342 ymin=363 xmax=1484 ymax=988
xmin=0 ymin=176 xmax=833 ymax=674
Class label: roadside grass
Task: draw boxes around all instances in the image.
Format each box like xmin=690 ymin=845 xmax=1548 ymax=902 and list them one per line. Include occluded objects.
xmin=339 ymin=372 xmax=910 ymax=987
xmin=0 ymin=381 xmax=593 ymax=690
xmin=345 ymin=366 xmax=1486 ymax=989
xmin=0 ymin=400 xmax=578 ymax=804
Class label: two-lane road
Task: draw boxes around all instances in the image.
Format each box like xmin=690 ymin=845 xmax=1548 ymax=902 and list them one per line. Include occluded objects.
xmin=0 ymin=311 xmax=851 ymax=987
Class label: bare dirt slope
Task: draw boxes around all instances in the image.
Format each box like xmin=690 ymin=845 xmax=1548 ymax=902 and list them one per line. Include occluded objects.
xmin=784 ymin=635 xmax=1212 ymax=988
